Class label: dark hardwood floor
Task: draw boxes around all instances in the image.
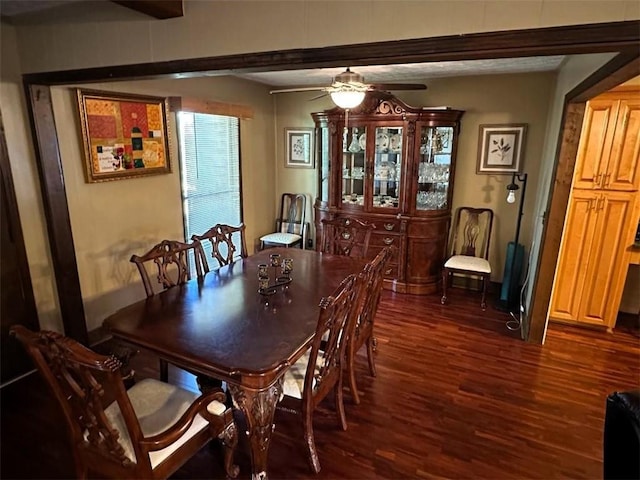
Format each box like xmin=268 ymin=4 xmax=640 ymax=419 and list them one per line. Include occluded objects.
xmin=2 ymin=289 xmax=638 ymax=479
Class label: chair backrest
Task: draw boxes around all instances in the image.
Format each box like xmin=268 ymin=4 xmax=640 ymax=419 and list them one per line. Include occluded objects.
xmin=9 ymin=325 xmax=139 ymax=473
xmin=320 ymin=217 xmax=375 ymax=259
xmin=191 ymin=223 xmax=248 ymax=269
xmin=449 ymin=207 xmax=494 ymax=259
xmin=304 ymin=274 xmax=363 ymax=405
xmin=353 ymin=247 xmax=393 ymax=351
xmin=278 ymin=193 xmax=307 ymax=240
xmin=130 ymin=239 xmax=208 ymax=297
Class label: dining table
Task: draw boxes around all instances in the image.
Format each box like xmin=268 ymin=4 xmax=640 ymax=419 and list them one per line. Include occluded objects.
xmin=103 ymin=247 xmax=364 ymax=480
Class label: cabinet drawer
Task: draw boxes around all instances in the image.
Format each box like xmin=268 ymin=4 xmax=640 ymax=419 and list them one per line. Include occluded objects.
xmin=370 ymin=233 xmax=403 ymax=250
xmin=369 ymin=218 xmax=402 ymax=233
xmin=382 ymin=262 xmax=399 ymax=278
xmin=369 ymin=243 xmax=401 ymax=263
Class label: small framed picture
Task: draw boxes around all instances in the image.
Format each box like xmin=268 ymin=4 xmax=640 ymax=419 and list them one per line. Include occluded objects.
xmin=476 ymin=124 xmax=527 ymax=174
xmin=285 ymin=128 xmax=314 ymax=168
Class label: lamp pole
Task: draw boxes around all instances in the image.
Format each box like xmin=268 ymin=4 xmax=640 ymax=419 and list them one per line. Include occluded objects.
xmin=501 ymin=172 xmax=527 ymax=315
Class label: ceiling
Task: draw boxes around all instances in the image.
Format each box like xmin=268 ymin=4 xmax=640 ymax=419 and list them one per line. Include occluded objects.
xmin=1 ymin=0 xmax=567 ymax=87
xmin=238 ymin=57 xmax=567 ymax=89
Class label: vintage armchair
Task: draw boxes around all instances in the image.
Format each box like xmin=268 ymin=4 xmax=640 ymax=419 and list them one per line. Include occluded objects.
xmin=191 ymin=223 xmax=248 ymax=269
xmin=441 ymin=207 xmax=494 ymax=310
xmin=10 ymin=325 xmax=238 ymax=480
xmin=320 ymin=216 xmax=375 ymax=259
xmin=279 ymin=273 xmax=364 ymax=473
xmin=346 ymin=247 xmax=393 ymax=405
xmin=260 ymin=193 xmax=307 ymax=250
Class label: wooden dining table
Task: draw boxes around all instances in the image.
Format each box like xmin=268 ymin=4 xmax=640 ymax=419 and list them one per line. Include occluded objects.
xmin=103 ymin=247 xmax=363 ymax=480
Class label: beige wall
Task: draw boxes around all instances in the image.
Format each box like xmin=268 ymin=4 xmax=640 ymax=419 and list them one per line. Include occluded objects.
xmin=50 ymin=76 xmax=275 ymax=331
xmin=275 ymin=72 xmax=556 ymax=282
xmin=14 ymin=0 xmax=640 ymax=74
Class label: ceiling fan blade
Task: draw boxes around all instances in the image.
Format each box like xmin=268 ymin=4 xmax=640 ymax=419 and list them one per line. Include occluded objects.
xmin=309 ymin=92 xmax=328 ymax=101
xmin=269 ymin=86 xmax=326 ymax=94
xmin=369 ymin=83 xmax=427 ymax=91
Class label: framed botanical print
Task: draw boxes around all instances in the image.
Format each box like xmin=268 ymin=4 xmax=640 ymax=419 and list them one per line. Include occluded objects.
xmin=476 ymin=124 xmax=527 ymax=174
xmin=285 ymin=128 xmax=314 ymax=168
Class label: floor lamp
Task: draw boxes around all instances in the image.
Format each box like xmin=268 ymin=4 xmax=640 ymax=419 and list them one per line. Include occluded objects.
xmin=498 ymin=172 xmax=527 ymax=321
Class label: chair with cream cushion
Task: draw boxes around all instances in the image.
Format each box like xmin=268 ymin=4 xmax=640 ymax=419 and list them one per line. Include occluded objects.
xmin=441 ymin=207 xmax=494 ymax=310
xmin=10 ymin=325 xmax=238 ymax=480
xmin=260 ymin=193 xmax=307 ymax=250
xmin=279 ymin=273 xmax=364 ymax=474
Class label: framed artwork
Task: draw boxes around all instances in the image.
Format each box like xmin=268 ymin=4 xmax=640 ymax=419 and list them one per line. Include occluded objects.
xmin=476 ymin=124 xmax=527 ymax=174
xmin=76 ymin=89 xmax=171 ymax=183
xmin=285 ymin=128 xmax=314 ymax=168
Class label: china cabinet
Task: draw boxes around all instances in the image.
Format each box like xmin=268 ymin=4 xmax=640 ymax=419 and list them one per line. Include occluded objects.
xmin=313 ymin=93 xmax=464 ymax=294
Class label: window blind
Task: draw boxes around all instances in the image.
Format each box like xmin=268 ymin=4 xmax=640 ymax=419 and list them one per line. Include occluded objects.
xmin=177 ymin=112 xmax=242 ymax=268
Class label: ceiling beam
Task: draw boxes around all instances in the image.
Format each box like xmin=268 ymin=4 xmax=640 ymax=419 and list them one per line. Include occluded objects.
xmin=111 ymin=0 xmax=183 ymax=19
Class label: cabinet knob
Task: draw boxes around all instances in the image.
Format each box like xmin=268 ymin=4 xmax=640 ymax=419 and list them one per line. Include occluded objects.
xmin=383 ymin=237 xmax=394 ymax=245
xmin=385 ymin=268 xmax=393 ymax=275
xmin=384 ymin=223 xmax=395 ymax=231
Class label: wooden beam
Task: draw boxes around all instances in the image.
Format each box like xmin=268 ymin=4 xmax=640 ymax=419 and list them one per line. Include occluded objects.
xmin=23 ymin=84 xmax=88 ymax=345
xmin=111 ymin=0 xmax=183 ymax=19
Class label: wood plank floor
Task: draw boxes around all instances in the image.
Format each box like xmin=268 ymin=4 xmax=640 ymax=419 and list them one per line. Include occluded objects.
xmin=2 ymin=289 xmax=638 ymax=479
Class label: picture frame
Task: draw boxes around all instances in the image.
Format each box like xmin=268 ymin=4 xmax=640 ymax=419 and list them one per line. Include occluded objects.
xmin=476 ymin=124 xmax=527 ymax=174
xmin=76 ymin=89 xmax=171 ymax=183
xmin=285 ymin=128 xmax=314 ymax=168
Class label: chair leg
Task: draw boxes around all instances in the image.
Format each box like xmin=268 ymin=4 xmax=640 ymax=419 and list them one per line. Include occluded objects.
xmin=441 ymin=268 xmax=449 ymax=305
xmin=481 ymin=274 xmax=488 ymax=311
xmin=303 ymin=406 xmax=321 ymax=474
xmin=346 ymin=345 xmax=360 ymax=405
xmin=335 ymin=373 xmax=347 ymax=431
xmin=366 ymin=336 xmax=377 ymax=377
xmin=159 ymin=359 xmax=168 ymax=382
xmin=219 ymin=419 xmax=239 ymax=479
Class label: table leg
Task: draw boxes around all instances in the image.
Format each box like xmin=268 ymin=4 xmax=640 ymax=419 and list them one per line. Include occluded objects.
xmin=229 ymin=379 xmax=283 ymax=480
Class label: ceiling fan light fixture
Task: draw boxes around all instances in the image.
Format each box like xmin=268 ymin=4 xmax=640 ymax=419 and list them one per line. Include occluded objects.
xmin=330 ymin=90 xmax=366 ymax=109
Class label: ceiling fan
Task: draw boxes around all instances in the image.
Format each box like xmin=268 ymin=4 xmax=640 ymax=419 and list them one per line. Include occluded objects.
xmin=269 ymin=67 xmax=427 ymax=109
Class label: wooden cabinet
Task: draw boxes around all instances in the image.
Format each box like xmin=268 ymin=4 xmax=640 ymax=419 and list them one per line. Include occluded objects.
xmin=313 ymin=93 xmax=464 ymax=294
xmin=573 ymin=91 xmax=640 ymax=191
xmin=551 ymin=87 xmax=640 ymax=330
xmin=550 ymin=190 xmax=636 ymax=328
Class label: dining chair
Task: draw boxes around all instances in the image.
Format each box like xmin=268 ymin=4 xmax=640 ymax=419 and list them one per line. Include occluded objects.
xmin=260 ymin=193 xmax=307 ymax=250
xmin=320 ymin=216 xmax=375 ymax=259
xmin=346 ymin=246 xmax=393 ymax=405
xmin=130 ymin=239 xmax=209 ymax=386
xmin=130 ymin=239 xmax=208 ymax=297
xmin=191 ymin=223 xmax=248 ymax=270
xmin=441 ymin=207 xmax=494 ymax=310
xmin=10 ymin=325 xmax=239 ymax=480
xmin=279 ymin=273 xmax=365 ymax=474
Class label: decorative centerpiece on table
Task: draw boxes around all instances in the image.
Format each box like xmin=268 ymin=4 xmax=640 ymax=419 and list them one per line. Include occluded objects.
xmin=258 ymin=254 xmax=293 ymax=295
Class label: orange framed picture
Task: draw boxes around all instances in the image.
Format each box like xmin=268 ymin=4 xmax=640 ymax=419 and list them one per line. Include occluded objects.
xmin=76 ymin=89 xmax=171 ymax=183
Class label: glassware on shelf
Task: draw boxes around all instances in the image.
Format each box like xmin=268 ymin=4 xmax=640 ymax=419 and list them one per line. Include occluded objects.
xmin=348 ymin=128 xmax=361 ymax=153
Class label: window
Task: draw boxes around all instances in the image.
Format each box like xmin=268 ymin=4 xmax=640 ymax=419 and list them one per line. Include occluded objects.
xmin=177 ymin=112 xmax=242 ymax=267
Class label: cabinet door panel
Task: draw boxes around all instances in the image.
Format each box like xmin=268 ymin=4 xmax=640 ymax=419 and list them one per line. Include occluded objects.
xmin=606 ymin=98 xmax=640 ymax=191
xmin=549 ymin=191 xmax=597 ymax=322
xmin=573 ymin=99 xmax=618 ymax=190
xmin=579 ymin=192 xmax=635 ymax=326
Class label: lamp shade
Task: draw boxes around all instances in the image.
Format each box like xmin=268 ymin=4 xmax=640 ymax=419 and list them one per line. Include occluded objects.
xmin=330 ymin=91 xmax=365 ymax=109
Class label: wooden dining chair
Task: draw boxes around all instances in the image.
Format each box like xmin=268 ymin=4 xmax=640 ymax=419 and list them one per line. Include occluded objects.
xmin=259 ymin=193 xmax=307 ymax=250
xmin=10 ymin=325 xmax=239 ymax=480
xmin=130 ymin=239 xmax=208 ymax=297
xmin=191 ymin=223 xmax=248 ymax=270
xmin=279 ymin=273 xmax=365 ymax=474
xmin=130 ymin=239 xmax=209 ymax=385
xmin=441 ymin=207 xmax=494 ymax=310
xmin=346 ymin=246 xmax=393 ymax=405
xmin=320 ymin=216 xmax=375 ymax=259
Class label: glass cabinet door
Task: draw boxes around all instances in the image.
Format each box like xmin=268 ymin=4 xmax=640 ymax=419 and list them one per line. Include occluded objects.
xmin=341 ymin=125 xmax=367 ymax=208
xmin=372 ymin=126 xmax=402 ymax=209
xmin=416 ymin=126 xmax=453 ymax=211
